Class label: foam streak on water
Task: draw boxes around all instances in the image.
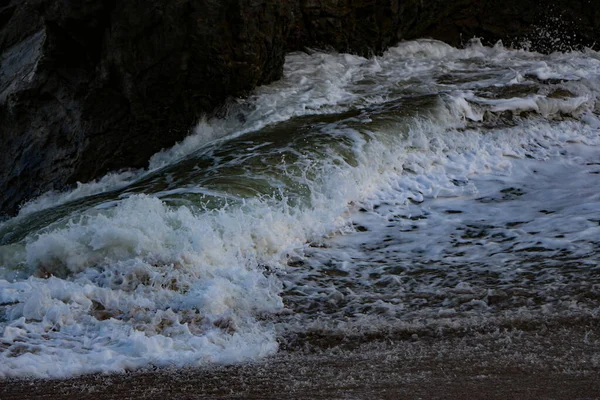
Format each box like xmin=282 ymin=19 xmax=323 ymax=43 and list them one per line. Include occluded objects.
xmin=1 ymin=39 xmax=600 ymax=378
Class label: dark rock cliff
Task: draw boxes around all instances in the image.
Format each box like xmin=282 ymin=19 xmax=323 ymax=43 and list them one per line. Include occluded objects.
xmin=0 ymin=0 xmax=290 ymax=216
xmin=1 ymin=0 xmax=598 ymax=216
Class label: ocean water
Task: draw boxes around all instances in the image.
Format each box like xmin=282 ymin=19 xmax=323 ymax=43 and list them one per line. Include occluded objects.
xmin=1 ymin=39 xmax=600 ymax=378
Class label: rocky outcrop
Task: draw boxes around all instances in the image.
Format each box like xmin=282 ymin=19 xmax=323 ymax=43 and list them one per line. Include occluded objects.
xmin=1 ymin=0 xmax=599 ymax=217
xmin=0 ymin=0 xmax=291 ymax=216
xmin=289 ymin=0 xmax=600 ymax=54
xmin=420 ymin=0 xmax=600 ymax=52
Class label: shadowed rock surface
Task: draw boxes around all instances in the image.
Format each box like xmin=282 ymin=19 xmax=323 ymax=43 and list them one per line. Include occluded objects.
xmin=1 ymin=0 xmax=599 ymax=216
xmin=0 ymin=0 xmax=290 ymax=216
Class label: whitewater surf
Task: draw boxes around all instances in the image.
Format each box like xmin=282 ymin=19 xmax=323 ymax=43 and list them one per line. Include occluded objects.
xmin=1 ymin=39 xmax=599 ymax=379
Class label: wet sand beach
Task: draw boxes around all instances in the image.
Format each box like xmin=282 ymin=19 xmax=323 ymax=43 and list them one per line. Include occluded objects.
xmin=3 ymin=315 xmax=599 ymax=399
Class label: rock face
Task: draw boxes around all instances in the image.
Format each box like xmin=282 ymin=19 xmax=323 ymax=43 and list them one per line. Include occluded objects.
xmin=420 ymin=0 xmax=600 ymax=53
xmin=0 ymin=0 xmax=291 ymax=216
xmin=1 ymin=0 xmax=599 ymax=216
xmin=289 ymin=0 xmax=600 ymax=54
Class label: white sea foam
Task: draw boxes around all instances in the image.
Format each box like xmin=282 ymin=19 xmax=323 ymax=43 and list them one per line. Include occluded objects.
xmin=142 ymin=38 xmax=600 ymax=172
xmin=279 ymin=117 xmax=600 ymax=336
xmin=470 ymin=94 xmax=591 ymax=116
xmin=13 ymin=171 xmax=141 ymax=218
xmin=0 ymin=119 xmax=403 ymax=378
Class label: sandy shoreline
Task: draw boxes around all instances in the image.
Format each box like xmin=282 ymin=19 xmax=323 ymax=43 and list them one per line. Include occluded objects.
xmin=2 ymin=316 xmax=599 ymax=399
